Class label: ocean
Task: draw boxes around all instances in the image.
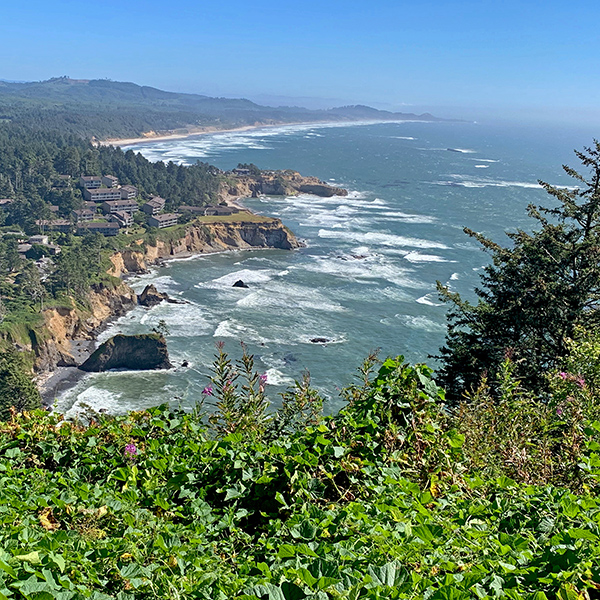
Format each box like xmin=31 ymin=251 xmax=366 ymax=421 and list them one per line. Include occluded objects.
xmin=55 ymin=119 xmax=594 ymax=417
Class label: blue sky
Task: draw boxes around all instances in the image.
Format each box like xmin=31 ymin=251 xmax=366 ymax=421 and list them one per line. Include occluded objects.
xmin=2 ymin=0 xmax=600 ymax=122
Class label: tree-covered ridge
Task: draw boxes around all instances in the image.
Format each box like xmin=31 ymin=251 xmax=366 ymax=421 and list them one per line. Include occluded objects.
xmin=1 ymin=339 xmax=600 ymax=598
xmin=0 ymin=77 xmax=443 ymax=138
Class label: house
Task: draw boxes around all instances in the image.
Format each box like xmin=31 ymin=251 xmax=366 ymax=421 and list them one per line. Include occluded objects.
xmin=28 ymin=235 xmax=49 ymax=245
xmin=102 ymin=175 xmax=119 ymax=188
xmin=148 ymin=213 xmax=179 ymax=229
xmin=76 ymin=221 xmax=119 ymax=236
xmin=0 ymin=199 xmax=14 ymax=207
xmin=71 ymin=208 xmax=96 ymax=223
xmin=204 ymin=205 xmax=240 ymax=216
xmin=178 ymin=205 xmax=206 ymax=215
xmin=35 ymin=219 xmax=72 ymax=233
xmin=101 ymin=200 xmax=139 ymax=215
xmin=233 ymin=168 xmax=251 ymax=176
xmin=149 ymin=196 xmax=166 ymax=208
xmin=120 ymin=185 xmax=138 ymax=199
xmin=83 ymin=187 xmax=122 ymax=202
xmin=110 ymin=211 xmax=133 ymax=228
xmin=48 ymin=205 xmax=59 ymax=213
xmin=141 ymin=199 xmax=165 ymax=216
xmin=79 ymin=176 xmax=102 ymax=189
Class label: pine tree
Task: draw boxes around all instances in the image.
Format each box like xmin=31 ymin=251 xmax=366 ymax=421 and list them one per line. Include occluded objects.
xmin=0 ymin=348 xmax=42 ymax=420
xmin=437 ymin=141 xmax=600 ymax=399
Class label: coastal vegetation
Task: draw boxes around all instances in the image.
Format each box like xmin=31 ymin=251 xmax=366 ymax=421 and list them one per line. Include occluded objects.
xmin=2 ymin=76 xmax=600 ymax=595
xmin=437 ymin=141 xmax=600 ymax=401
xmin=2 ymin=341 xmax=600 ymax=597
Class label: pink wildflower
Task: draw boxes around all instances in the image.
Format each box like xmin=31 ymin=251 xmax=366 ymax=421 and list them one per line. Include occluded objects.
xmin=124 ymin=443 xmax=138 ymax=460
xmin=202 ymin=386 xmax=214 ymax=396
xmin=559 ymin=372 xmax=568 ymax=380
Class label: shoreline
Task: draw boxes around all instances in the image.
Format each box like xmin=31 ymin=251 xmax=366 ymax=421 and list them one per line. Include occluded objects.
xmin=99 ymin=118 xmax=438 ymax=148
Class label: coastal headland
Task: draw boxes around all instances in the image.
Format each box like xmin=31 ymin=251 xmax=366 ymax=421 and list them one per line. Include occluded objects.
xmin=33 ymin=170 xmax=348 ymax=403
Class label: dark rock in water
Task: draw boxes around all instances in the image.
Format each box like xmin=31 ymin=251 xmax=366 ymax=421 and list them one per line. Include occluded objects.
xmin=79 ymin=334 xmax=172 ymax=372
xmin=283 ymin=352 xmax=297 ymax=364
xmin=310 ymin=337 xmax=330 ymax=344
xmin=166 ymin=297 xmax=188 ymax=304
xmin=232 ymin=280 xmax=249 ymax=288
xmin=138 ymin=284 xmax=168 ymax=307
xmin=181 ymin=360 xmax=189 ymax=367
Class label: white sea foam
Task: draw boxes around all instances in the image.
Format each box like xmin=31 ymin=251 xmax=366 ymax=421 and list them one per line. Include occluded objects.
xmin=214 ymin=319 xmax=248 ymax=338
xmin=264 ymin=368 xmax=294 ymax=386
xmin=393 ymin=136 xmax=416 ymax=140
xmin=300 ymin=255 xmax=428 ymax=289
xmin=317 ymin=229 xmax=450 ymax=250
xmin=447 ymin=148 xmax=477 ymax=154
xmin=470 ymin=158 xmax=499 ymax=163
xmin=374 ymin=211 xmax=437 ymax=224
xmin=450 ymin=272 xmax=460 ymax=280
xmin=434 ymin=175 xmax=542 ymax=189
xmin=474 ymin=165 xmax=490 ymax=168
xmin=394 ymin=315 xmax=446 ymax=332
xmin=202 ymin=269 xmax=276 ymax=288
xmin=60 ymin=387 xmax=125 ymax=419
xmin=416 ymin=294 xmax=443 ymax=306
xmin=404 ymin=252 xmax=452 ymax=263
xmin=235 ymin=283 xmax=346 ymax=313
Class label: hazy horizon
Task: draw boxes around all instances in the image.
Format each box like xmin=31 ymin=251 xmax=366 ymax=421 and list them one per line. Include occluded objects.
xmin=3 ymin=0 xmax=600 ymax=127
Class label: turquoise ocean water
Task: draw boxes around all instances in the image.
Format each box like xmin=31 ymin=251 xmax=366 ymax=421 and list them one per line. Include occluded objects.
xmin=55 ymin=119 xmax=594 ymax=416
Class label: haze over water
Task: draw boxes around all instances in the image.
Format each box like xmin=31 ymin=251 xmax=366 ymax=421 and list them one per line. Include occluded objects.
xmin=56 ymin=119 xmax=593 ymax=417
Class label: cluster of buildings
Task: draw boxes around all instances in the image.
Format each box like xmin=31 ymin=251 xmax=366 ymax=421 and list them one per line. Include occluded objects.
xmin=8 ymin=173 xmax=245 ymax=239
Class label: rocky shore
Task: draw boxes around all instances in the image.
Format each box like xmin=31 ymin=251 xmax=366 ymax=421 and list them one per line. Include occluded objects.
xmin=34 ymin=218 xmax=302 ymax=404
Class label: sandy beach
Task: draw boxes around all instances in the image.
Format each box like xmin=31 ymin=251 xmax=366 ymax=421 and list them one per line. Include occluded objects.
xmin=99 ymin=122 xmax=310 ymax=148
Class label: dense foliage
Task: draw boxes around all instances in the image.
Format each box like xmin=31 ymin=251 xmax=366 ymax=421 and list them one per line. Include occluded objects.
xmin=437 ymin=141 xmax=600 ymax=400
xmin=2 ymin=338 xmax=600 ymax=598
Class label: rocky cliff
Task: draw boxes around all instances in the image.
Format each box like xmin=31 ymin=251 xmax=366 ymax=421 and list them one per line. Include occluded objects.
xmin=221 ymin=170 xmax=347 ymax=201
xmin=80 ymin=334 xmax=172 ymax=372
xmin=33 ymin=283 xmax=137 ymax=373
xmin=109 ymin=219 xmax=301 ymax=276
xmin=34 ymin=218 xmax=300 ymax=377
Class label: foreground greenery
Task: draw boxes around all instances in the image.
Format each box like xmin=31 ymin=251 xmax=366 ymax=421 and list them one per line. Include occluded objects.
xmin=2 ymin=339 xmax=600 ymax=599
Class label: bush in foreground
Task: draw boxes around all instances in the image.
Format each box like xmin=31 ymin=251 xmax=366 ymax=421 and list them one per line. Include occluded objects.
xmin=1 ymin=343 xmax=600 ymax=598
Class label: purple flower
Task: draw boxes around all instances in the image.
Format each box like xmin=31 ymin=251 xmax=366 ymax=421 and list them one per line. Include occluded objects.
xmin=576 ymin=376 xmax=585 ymax=389
xmin=559 ymin=372 xmax=568 ymax=380
xmin=202 ymin=386 xmax=214 ymax=396
xmin=259 ymin=372 xmax=268 ymax=392
xmin=556 ymin=407 xmax=563 ymax=416
xmin=124 ymin=443 xmax=138 ymax=460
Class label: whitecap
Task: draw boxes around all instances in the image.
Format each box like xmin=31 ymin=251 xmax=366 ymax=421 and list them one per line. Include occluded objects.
xmin=264 ymin=368 xmax=294 ymax=386
xmin=395 ymin=314 xmax=446 ymax=332
xmin=450 ymin=272 xmax=460 ymax=280
xmin=416 ymin=294 xmax=443 ymax=306
xmin=317 ymin=229 xmax=450 ymax=250
xmin=405 ymin=252 xmax=453 ymax=263
xmin=474 ymin=165 xmax=490 ymax=168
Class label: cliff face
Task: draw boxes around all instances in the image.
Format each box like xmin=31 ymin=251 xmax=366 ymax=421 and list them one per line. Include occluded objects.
xmin=34 ymin=283 xmax=137 ymax=372
xmin=110 ymin=220 xmax=301 ymax=275
xmin=221 ymin=170 xmax=348 ymax=201
xmin=35 ymin=220 xmax=299 ymax=375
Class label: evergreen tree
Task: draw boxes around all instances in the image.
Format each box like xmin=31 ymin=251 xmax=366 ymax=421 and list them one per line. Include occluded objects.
xmin=0 ymin=348 xmax=42 ymax=420
xmin=437 ymin=141 xmax=600 ymax=399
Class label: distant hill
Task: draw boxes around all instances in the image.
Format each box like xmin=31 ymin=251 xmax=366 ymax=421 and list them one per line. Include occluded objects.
xmin=0 ymin=77 xmax=446 ymax=139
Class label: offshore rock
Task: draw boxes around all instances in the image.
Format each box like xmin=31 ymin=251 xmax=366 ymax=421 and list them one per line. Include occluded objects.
xmin=79 ymin=334 xmax=172 ymax=372
xmin=138 ymin=284 xmax=168 ymax=307
xmin=232 ymin=280 xmax=249 ymax=288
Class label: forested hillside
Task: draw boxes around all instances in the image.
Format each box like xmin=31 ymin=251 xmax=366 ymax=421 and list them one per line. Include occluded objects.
xmin=0 ymin=77 xmax=441 ymax=138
